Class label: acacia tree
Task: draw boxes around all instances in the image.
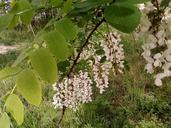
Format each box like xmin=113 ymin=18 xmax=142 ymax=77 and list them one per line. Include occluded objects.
xmin=0 ymin=0 xmax=171 ymax=127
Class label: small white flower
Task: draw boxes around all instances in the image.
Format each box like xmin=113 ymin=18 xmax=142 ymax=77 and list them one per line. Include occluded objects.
xmin=155 ymin=78 xmax=162 ymax=86
xmin=146 ymin=35 xmax=157 ymax=45
xmin=154 ymin=60 xmax=162 ymax=67
xmin=145 ymin=63 xmax=154 ymax=74
xmin=166 ymin=55 xmax=171 ymax=62
xmin=154 ymin=53 xmax=162 ymax=59
xmin=166 ymin=40 xmax=171 ymax=48
xmin=53 ymin=71 xmax=93 ymax=111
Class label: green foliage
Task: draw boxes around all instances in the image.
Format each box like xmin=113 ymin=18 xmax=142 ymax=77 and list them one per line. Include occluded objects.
xmin=49 ymin=0 xmax=63 ymax=7
xmin=63 ymin=0 xmax=73 ymax=14
xmin=138 ymin=116 xmax=165 ymax=128
xmin=12 ymin=102 xmax=58 ymax=128
xmin=57 ymin=60 xmax=70 ymax=73
xmin=30 ymin=48 xmax=58 ymax=84
xmin=0 ymin=113 xmax=10 ymax=128
xmin=0 ymin=67 xmax=21 ymax=80
xmin=160 ymin=0 xmax=171 ymax=7
xmin=12 ymin=48 xmax=33 ymax=67
xmin=43 ymin=31 xmax=69 ymax=60
xmin=10 ymin=0 xmax=35 ymax=25
xmin=16 ymin=69 xmax=42 ymax=106
xmin=0 ymin=14 xmax=13 ymax=32
xmin=8 ymin=16 xmax=20 ymax=30
xmin=31 ymin=0 xmax=46 ymax=7
xmin=104 ymin=3 xmax=141 ymax=33
xmin=54 ymin=18 xmax=77 ymax=41
xmin=73 ymin=0 xmax=111 ymax=13
xmin=5 ymin=94 xmax=24 ymax=125
xmin=115 ymin=0 xmax=150 ymax=4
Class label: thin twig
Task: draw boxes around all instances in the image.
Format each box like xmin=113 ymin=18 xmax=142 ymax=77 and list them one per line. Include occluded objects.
xmin=29 ymin=24 xmax=36 ymax=37
xmin=67 ymin=18 xmax=105 ymax=77
xmin=154 ymin=0 xmax=160 ymax=12
xmin=10 ymin=84 xmax=17 ymax=94
xmin=58 ymin=106 xmax=66 ymax=126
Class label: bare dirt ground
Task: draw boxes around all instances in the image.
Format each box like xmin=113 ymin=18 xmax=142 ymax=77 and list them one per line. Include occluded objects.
xmin=0 ymin=45 xmax=20 ymax=54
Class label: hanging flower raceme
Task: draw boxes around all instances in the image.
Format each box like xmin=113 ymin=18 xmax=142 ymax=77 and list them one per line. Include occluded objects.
xmin=92 ymin=56 xmax=111 ymax=94
xmin=102 ymin=32 xmax=125 ymax=73
xmin=53 ymin=71 xmax=93 ymax=111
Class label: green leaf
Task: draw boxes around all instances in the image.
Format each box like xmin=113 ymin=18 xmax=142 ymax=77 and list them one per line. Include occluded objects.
xmin=104 ymin=4 xmax=141 ymax=33
xmin=10 ymin=0 xmax=35 ymax=24
xmin=12 ymin=48 xmax=34 ymax=67
xmin=20 ymin=9 xmax=35 ymax=24
xmin=43 ymin=31 xmax=69 ymax=60
xmin=16 ymin=69 xmax=42 ymax=106
xmin=160 ymin=0 xmax=171 ymax=7
xmin=96 ymin=49 xmax=105 ymax=55
xmin=55 ymin=18 xmax=77 ymax=41
xmin=115 ymin=0 xmax=150 ymax=4
xmin=31 ymin=0 xmax=46 ymax=7
xmin=10 ymin=0 xmax=32 ymax=13
xmin=75 ymin=0 xmax=111 ymax=9
xmin=63 ymin=0 xmax=73 ymax=14
xmin=49 ymin=0 xmax=63 ymax=7
xmin=72 ymin=0 xmax=111 ymax=13
xmin=0 ymin=113 xmax=10 ymax=128
xmin=0 ymin=14 xmax=13 ymax=32
xmin=30 ymin=48 xmax=58 ymax=84
xmin=8 ymin=15 xmax=20 ymax=30
xmin=0 ymin=67 xmax=22 ymax=80
xmin=5 ymin=94 xmax=24 ymax=125
xmin=57 ymin=60 xmax=70 ymax=72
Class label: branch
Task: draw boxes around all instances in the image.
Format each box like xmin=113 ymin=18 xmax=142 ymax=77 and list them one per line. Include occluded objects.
xmin=58 ymin=18 xmax=105 ymax=126
xmin=154 ymin=0 xmax=160 ymax=12
xmin=67 ymin=18 xmax=105 ymax=77
xmin=58 ymin=106 xmax=66 ymax=126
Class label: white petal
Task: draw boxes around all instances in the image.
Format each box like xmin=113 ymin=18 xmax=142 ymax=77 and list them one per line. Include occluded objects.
xmin=154 ymin=53 xmax=162 ymax=59
xmin=166 ymin=55 xmax=171 ymax=62
xmin=154 ymin=78 xmax=163 ymax=86
xmin=145 ymin=63 xmax=154 ymax=74
xmin=155 ymin=73 xmax=167 ymax=79
xmin=166 ymin=39 xmax=171 ymax=48
xmin=154 ymin=60 xmax=161 ymax=67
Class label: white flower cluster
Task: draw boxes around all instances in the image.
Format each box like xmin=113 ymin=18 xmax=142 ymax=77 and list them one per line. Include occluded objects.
xmin=53 ymin=32 xmax=125 ymax=111
xmin=92 ymin=56 xmax=111 ymax=94
xmin=143 ymin=37 xmax=171 ymax=86
xmin=53 ymin=71 xmax=93 ymax=111
xmin=80 ymin=45 xmax=94 ymax=60
xmin=102 ymin=32 xmax=125 ymax=73
xmin=137 ymin=1 xmax=171 ymax=86
xmin=92 ymin=33 xmax=125 ymax=93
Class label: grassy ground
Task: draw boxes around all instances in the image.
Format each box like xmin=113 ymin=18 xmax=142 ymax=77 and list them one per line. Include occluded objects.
xmin=0 ymin=31 xmax=171 ymax=128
